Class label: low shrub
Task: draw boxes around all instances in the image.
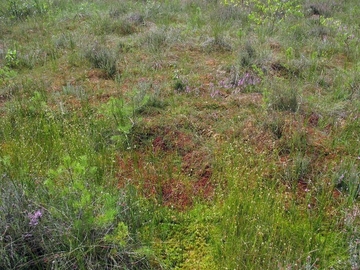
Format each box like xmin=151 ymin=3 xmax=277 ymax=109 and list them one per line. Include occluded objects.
xmin=0 ymin=175 xmax=158 ymax=269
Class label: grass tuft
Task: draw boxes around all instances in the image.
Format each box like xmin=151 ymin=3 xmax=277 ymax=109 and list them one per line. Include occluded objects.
xmin=85 ymin=44 xmax=117 ymax=79
xmin=270 ymin=87 xmax=299 ymax=112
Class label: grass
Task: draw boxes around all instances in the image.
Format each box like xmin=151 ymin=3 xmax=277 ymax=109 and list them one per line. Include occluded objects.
xmin=0 ymin=0 xmax=359 ymax=269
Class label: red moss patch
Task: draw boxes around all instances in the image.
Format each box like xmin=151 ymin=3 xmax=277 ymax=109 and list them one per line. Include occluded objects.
xmin=162 ymin=179 xmax=193 ymax=210
xmin=87 ymin=69 xmax=108 ymax=81
xmin=193 ymin=167 xmax=214 ymax=200
xmin=307 ymin=112 xmax=320 ymax=127
xmin=0 ymin=93 xmax=9 ymax=108
xmin=182 ymin=150 xmax=209 ymax=177
xmin=117 ymin=125 xmax=214 ymax=209
xmin=149 ymin=127 xmax=196 ymax=155
xmin=152 ymin=136 xmax=168 ymax=152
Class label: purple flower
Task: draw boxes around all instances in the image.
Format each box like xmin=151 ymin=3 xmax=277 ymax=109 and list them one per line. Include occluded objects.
xmin=210 ymin=89 xmax=220 ymax=98
xmin=28 ymin=210 xmax=43 ymax=226
xmin=230 ymin=72 xmax=260 ymax=90
xmin=237 ymin=77 xmax=245 ymax=87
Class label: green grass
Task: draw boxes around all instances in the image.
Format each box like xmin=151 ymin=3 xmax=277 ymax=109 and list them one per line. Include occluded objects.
xmin=0 ymin=0 xmax=359 ymax=269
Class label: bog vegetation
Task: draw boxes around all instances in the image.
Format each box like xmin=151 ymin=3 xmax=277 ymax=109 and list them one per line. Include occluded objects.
xmin=0 ymin=0 xmax=359 ymax=269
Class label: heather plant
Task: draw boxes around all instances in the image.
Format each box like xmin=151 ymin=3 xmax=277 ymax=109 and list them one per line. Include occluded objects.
xmin=0 ymin=174 xmax=157 ymax=269
xmin=233 ymin=71 xmax=260 ymax=93
xmin=0 ymin=178 xmax=44 ymax=269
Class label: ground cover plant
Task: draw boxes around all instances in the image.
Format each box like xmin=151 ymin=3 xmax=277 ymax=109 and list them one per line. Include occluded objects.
xmin=0 ymin=0 xmax=359 ymax=269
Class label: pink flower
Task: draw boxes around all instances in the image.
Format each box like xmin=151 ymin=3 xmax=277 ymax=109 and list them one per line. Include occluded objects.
xmin=28 ymin=210 xmax=43 ymax=226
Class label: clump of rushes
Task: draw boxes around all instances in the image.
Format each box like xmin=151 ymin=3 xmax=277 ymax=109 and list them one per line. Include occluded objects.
xmin=85 ymin=44 xmax=117 ymax=79
xmin=143 ymin=28 xmax=168 ymax=53
xmin=269 ymin=87 xmax=299 ymax=112
xmin=240 ymin=42 xmax=257 ymax=68
xmin=94 ymin=15 xmax=141 ymax=36
xmin=202 ymin=36 xmax=232 ymax=53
